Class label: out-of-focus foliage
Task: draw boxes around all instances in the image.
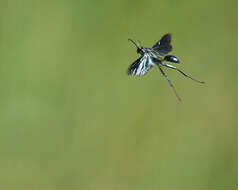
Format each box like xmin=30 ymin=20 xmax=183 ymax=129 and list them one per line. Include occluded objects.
xmin=0 ymin=0 xmax=237 ymax=189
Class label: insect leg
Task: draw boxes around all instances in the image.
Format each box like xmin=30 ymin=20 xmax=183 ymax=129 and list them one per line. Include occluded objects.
xmin=161 ymin=63 xmax=205 ymax=84
xmin=157 ymin=64 xmax=182 ymax=101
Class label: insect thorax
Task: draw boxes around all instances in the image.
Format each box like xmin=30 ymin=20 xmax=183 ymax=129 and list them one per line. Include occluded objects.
xmin=144 ymin=48 xmax=160 ymax=59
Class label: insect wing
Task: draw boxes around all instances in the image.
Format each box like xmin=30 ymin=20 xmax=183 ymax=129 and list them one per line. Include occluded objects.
xmin=128 ymin=55 xmax=154 ymax=76
xmin=152 ymin=33 xmax=172 ymax=55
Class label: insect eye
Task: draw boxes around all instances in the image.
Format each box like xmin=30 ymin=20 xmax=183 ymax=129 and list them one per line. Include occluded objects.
xmin=137 ymin=47 xmax=142 ymax=54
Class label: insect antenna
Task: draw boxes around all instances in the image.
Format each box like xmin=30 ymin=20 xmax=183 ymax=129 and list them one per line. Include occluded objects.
xmin=128 ymin=39 xmax=139 ymax=48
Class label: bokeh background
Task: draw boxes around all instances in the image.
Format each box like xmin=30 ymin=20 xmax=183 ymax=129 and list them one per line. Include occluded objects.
xmin=0 ymin=0 xmax=238 ymax=189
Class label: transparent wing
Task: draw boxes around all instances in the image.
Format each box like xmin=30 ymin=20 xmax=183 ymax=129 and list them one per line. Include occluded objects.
xmin=128 ymin=54 xmax=154 ymax=76
xmin=152 ymin=33 xmax=172 ymax=55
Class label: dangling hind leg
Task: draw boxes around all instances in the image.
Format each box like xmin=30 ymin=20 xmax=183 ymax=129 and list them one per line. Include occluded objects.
xmin=157 ymin=64 xmax=182 ymax=101
xmin=161 ymin=63 xmax=205 ymax=83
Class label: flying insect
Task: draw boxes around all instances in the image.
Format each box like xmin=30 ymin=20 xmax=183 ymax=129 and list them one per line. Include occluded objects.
xmin=128 ymin=33 xmax=204 ymax=101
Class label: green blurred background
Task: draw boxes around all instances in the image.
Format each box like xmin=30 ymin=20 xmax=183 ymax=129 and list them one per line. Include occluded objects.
xmin=0 ymin=0 xmax=238 ymax=189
